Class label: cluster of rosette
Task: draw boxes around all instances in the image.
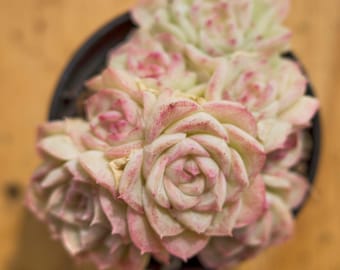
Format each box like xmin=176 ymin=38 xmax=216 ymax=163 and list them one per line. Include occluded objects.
xmin=27 ymin=0 xmax=319 ymax=269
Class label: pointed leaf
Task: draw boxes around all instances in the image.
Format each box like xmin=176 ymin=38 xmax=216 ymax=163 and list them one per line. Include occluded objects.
xmin=38 ymin=135 xmax=79 ymax=160
xmin=119 ymin=149 xmax=144 ymax=213
xmin=146 ymin=97 xmax=200 ymax=142
xmin=162 ymin=231 xmax=209 ymax=261
xmin=165 ymin=112 xmax=228 ymax=140
xmin=203 ymin=101 xmax=257 ymax=137
xmin=127 ymin=208 xmax=167 ymax=259
xmin=280 ymin=96 xmax=319 ymax=126
xmin=79 ymin=151 xmax=117 ymax=197
xmin=225 ymin=124 xmax=265 ymax=178
xmin=41 ymin=167 xmax=69 ymax=188
xmin=61 ymin=225 xmax=83 ymax=255
xmin=236 ymin=175 xmax=267 ymax=228
xmin=206 ymin=201 xmax=241 ymax=236
xmin=172 ymin=210 xmax=213 ymax=234
xmin=99 ymin=188 xmax=128 ymax=238
xmin=226 ymin=149 xmax=249 ymax=202
xmin=258 ymin=119 xmax=292 ymax=152
xmin=146 ymin=155 xmax=171 ymax=209
xmin=143 ymin=190 xmax=184 ymax=238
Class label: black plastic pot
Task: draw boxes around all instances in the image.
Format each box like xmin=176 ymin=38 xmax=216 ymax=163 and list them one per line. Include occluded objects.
xmin=48 ymin=13 xmax=321 ymax=270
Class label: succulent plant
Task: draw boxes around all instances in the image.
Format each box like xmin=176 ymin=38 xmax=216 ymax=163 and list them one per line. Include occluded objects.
xmin=27 ymin=120 xmax=149 ymax=270
xmin=106 ymin=30 xmax=210 ymax=93
xmin=200 ymin=53 xmax=319 ymax=153
xmin=198 ymin=165 xmax=309 ymax=269
xmin=133 ymin=0 xmax=291 ymax=56
xmin=118 ymin=90 xmax=266 ymax=260
xmin=27 ymin=0 xmax=319 ymax=269
xmin=198 ymin=189 xmax=295 ymax=269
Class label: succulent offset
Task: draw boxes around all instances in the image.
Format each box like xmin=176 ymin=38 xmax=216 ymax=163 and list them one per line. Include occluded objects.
xmin=133 ymin=0 xmax=291 ymax=56
xmin=27 ymin=0 xmax=319 ymax=269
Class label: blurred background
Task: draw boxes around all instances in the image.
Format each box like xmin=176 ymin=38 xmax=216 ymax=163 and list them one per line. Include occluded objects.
xmin=0 ymin=0 xmax=339 ymax=269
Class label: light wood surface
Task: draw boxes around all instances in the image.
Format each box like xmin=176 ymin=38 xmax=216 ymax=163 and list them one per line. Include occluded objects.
xmin=0 ymin=0 xmax=338 ymax=269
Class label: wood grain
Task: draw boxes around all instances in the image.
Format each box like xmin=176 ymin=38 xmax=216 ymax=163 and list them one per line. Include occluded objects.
xmin=0 ymin=0 xmax=339 ymax=269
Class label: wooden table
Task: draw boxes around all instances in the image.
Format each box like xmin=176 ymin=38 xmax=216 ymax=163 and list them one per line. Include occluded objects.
xmin=0 ymin=0 xmax=339 ymax=269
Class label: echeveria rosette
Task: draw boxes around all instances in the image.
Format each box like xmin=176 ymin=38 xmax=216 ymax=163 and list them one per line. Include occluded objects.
xmin=28 ymin=119 xmax=90 ymax=221
xmin=27 ymin=120 xmax=149 ymax=270
xmin=85 ymin=89 xmax=143 ymax=148
xmin=207 ymin=193 xmax=306 ymax=270
xmin=133 ymin=0 xmax=291 ymax=56
xmin=118 ymin=90 xmax=267 ymax=261
xmin=198 ymin=193 xmax=293 ymax=269
xmin=198 ymin=165 xmax=309 ymax=269
xmin=204 ymin=52 xmax=319 ymax=152
xmin=198 ymin=119 xmax=310 ymax=270
xmin=84 ymin=68 xmax=150 ymax=159
xmin=107 ymin=30 xmax=209 ymax=95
